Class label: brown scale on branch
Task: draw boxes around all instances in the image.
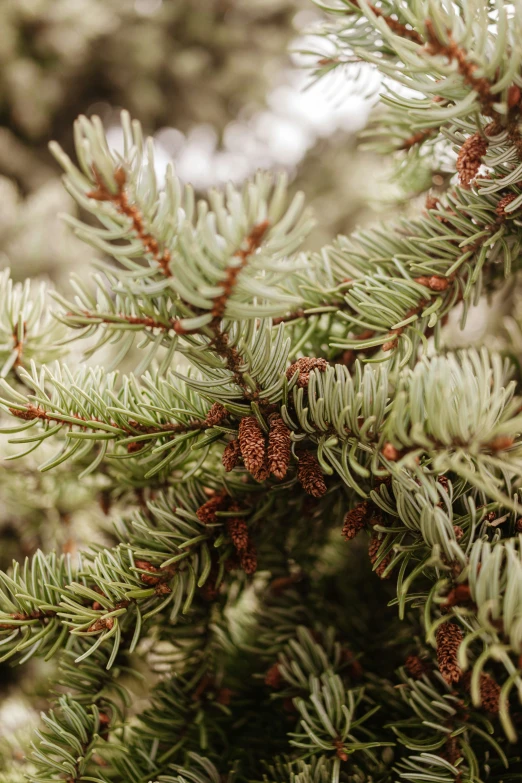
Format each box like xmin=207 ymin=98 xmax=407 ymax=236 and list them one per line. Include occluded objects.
xmin=488 ymin=435 xmax=514 ymax=452
xmin=8 ymin=403 xmax=213 ymax=441
xmin=453 ymin=525 xmax=464 ymax=542
xmin=438 ymin=474 xmax=449 ymax=491
xmin=297 ymin=450 xmax=327 ymax=497
xmin=381 ymin=442 xmax=401 ymax=461
xmin=222 ymin=439 xmax=241 ymax=472
xmin=425 ymin=194 xmax=440 ymax=212
xmin=209 ymin=326 xmax=259 ymax=399
xmin=211 ymin=221 xmax=270 ymax=321
xmin=265 ymin=662 xmax=283 ymax=689
xmin=400 ymin=127 xmax=437 ymax=150
xmin=368 ymin=533 xmax=392 ymax=579
xmin=405 ymin=654 xmax=432 ymax=679
xmin=12 ymin=321 xmax=27 ymax=369
xmin=436 ymin=622 xmax=463 ymax=684
xmin=97 ymin=711 xmax=111 ymax=741
xmin=414 ymin=275 xmax=450 ymax=292
xmin=239 ymin=415 xmax=268 ymax=481
xmin=134 ymin=559 xmax=176 ymax=594
xmin=268 ymin=414 xmax=291 ymax=479
xmin=0 ymin=608 xmax=56 ymax=630
xmin=88 ymin=600 xmax=130 ymax=633
xmin=87 ymin=167 xmax=171 ymax=276
xmin=334 ymin=738 xmax=348 ymax=763
xmin=442 ymin=735 xmax=462 ymax=768
xmin=286 ymin=357 xmax=328 ymax=388
xmin=69 ymin=309 xmax=179 ymax=334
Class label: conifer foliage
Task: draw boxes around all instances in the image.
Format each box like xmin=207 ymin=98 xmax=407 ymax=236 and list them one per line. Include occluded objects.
xmin=3 ymin=2 xmax=522 ymax=781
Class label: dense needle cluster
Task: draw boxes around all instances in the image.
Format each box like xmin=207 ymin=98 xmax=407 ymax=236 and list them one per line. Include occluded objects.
xmin=4 ymin=2 xmax=522 ymax=782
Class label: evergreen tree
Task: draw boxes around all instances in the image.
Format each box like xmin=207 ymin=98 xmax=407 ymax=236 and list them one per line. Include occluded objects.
xmin=2 ymin=1 xmax=522 ymax=781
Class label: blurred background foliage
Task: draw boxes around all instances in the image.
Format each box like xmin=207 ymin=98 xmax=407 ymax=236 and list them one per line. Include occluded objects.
xmin=0 ymin=0 xmax=400 ymax=282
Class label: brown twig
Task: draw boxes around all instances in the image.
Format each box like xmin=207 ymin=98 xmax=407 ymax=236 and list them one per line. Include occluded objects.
xmin=87 ymin=167 xmax=172 ymax=276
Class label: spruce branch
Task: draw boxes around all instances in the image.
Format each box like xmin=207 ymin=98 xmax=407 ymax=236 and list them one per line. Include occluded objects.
xmin=0 ymin=269 xmax=66 ymax=378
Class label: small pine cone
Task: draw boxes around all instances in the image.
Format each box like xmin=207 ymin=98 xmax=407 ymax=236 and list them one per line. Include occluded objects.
xmin=436 ymin=622 xmax=463 ymax=684
xmin=227 ymin=517 xmax=249 ymax=552
xmin=496 ymin=193 xmax=517 ymax=217
xmin=297 ymin=451 xmax=327 ymax=498
xmin=240 ymin=542 xmax=257 ymax=575
xmin=405 ymin=654 xmax=431 ymax=679
xmin=456 ymin=132 xmax=488 ymax=188
xmin=478 ymin=673 xmax=500 ymax=714
xmin=239 ymin=416 xmax=267 ymax=478
xmin=205 ymin=402 xmax=228 ymax=427
xmin=368 ymin=534 xmax=392 ymax=579
xmin=342 ymin=501 xmax=369 ymax=541
xmin=222 ymin=439 xmax=241 ymax=472
xmin=265 ymin=663 xmax=283 ymax=689
xmin=196 ymin=494 xmax=226 ymax=524
xmin=268 ymin=414 xmax=291 ymax=479
xmin=286 ymin=357 xmax=328 ymax=388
